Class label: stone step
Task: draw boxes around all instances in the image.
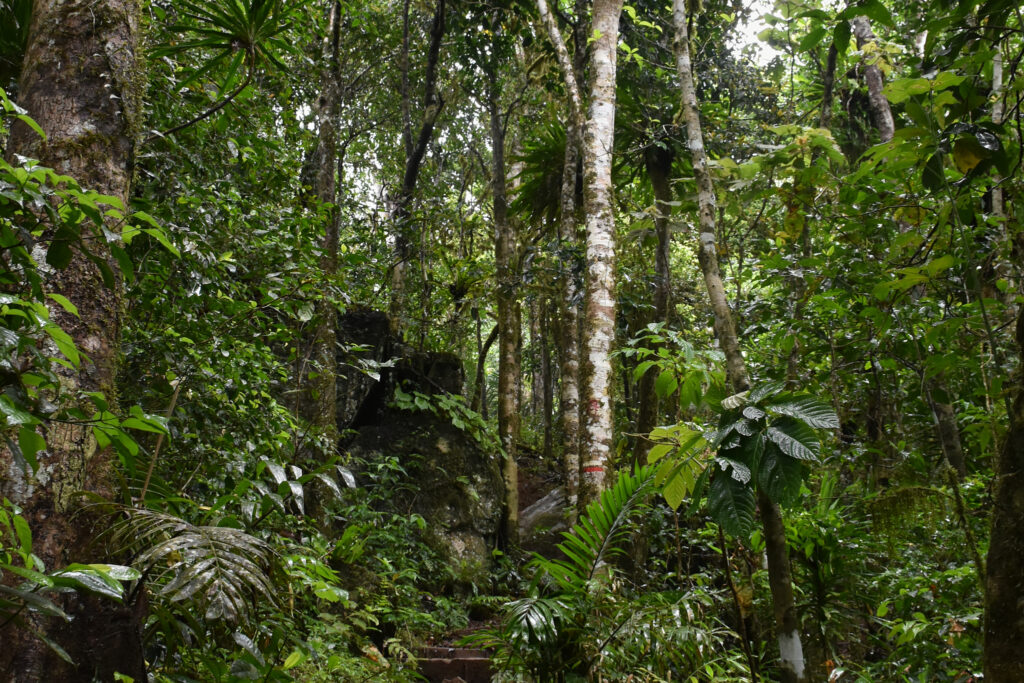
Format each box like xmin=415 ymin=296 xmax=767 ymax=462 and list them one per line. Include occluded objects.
xmin=415 ymin=647 xmax=493 ymax=683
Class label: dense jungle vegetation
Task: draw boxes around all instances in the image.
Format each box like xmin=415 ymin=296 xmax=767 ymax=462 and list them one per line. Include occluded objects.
xmin=1 ymin=0 xmax=1022 ymax=680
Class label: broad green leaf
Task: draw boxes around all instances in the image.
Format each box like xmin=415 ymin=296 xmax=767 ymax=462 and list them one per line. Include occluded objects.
xmin=654 ymin=369 xmax=678 ymax=398
xmin=708 ymin=472 xmax=756 ymax=539
xmin=765 ymin=396 xmax=839 ymax=429
xmin=749 ymin=381 xmax=785 ymax=405
xmin=766 ymin=417 xmax=821 ymax=461
xmin=758 ymin=448 xmax=805 ymax=507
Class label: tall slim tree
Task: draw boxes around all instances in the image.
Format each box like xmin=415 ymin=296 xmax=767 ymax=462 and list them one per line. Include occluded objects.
xmin=0 ymin=0 xmax=145 ymax=679
xmin=577 ymin=0 xmax=625 ymax=506
xmin=483 ymin=12 xmax=520 ymax=545
xmin=672 ymin=1 xmax=806 ymax=680
xmin=389 ymin=0 xmax=446 ymax=333
xmin=537 ymin=0 xmax=585 ymax=509
xmin=300 ymin=0 xmax=343 ymax=465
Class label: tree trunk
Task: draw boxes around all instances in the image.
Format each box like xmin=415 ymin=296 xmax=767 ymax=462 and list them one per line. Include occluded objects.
xmin=541 ymin=298 xmax=555 ymax=460
xmin=672 ymin=2 xmax=806 ymax=680
xmin=487 ymin=55 xmax=520 ymax=547
xmin=0 ymin=1 xmax=145 ymax=680
xmin=634 ymin=145 xmax=674 ymax=462
xmin=576 ymin=0 xmax=624 ymax=506
xmin=300 ymin=1 xmax=342 ymax=455
xmin=389 ymin=0 xmax=446 ymax=333
xmin=537 ymin=0 xmax=585 ymax=509
xmin=984 ymin=312 xmax=1024 ymax=682
xmin=852 ymin=17 xmax=894 ymax=144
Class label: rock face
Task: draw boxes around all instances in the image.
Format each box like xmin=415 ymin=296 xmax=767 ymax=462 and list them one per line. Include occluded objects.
xmin=337 ymin=310 xmax=504 ymax=589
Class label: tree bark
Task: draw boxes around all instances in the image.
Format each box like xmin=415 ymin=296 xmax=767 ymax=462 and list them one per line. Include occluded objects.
xmin=537 ymin=0 xmax=585 ymax=509
xmin=576 ymin=0 xmax=624 ymax=507
xmin=672 ymin=2 xmax=806 ymax=680
xmin=852 ymin=17 xmax=894 ymax=144
xmin=984 ymin=311 xmax=1024 ymax=682
xmin=0 ymin=1 xmax=145 ymax=680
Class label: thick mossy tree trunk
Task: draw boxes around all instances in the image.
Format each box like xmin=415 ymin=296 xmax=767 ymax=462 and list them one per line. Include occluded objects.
xmin=537 ymin=0 xmax=585 ymax=510
xmin=0 ymin=1 xmax=145 ymax=680
xmin=672 ymin=1 xmax=806 ymax=680
xmin=577 ymin=0 xmax=624 ymax=506
xmin=984 ymin=311 xmax=1024 ymax=681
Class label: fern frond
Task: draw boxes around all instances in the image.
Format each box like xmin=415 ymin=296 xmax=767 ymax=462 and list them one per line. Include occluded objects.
xmin=531 ymin=465 xmax=656 ymax=592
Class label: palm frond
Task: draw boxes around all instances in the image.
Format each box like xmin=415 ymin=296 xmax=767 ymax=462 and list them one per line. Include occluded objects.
xmin=111 ymin=507 xmax=277 ymax=624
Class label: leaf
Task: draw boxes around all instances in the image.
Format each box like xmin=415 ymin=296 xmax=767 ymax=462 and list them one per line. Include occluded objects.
xmin=766 ymin=417 xmax=821 ymax=461
xmin=748 ymin=381 xmax=786 ymax=405
xmin=716 ymin=456 xmax=751 ymax=484
xmin=765 ymin=395 xmax=839 ymax=429
xmin=758 ymin=448 xmax=805 ymax=507
xmin=922 ymin=152 xmax=945 ymax=192
xmin=46 ymin=293 xmax=79 ymax=317
xmin=858 ymin=0 xmax=894 ymax=27
xmin=833 ymin=20 xmax=852 ymax=54
xmin=654 ymin=369 xmax=678 ymax=398
xmin=16 ymin=430 xmax=44 ymax=473
xmin=708 ymin=471 xmax=756 ymax=539
xmin=0 ymin=396 xmax=36 ymax=427
xmin=799 ymin=25 xmax=828 ymax=51
xmin=720 ymin=391 xmax=748 ymax=410
xmin=44 ymin=324 xmax=80 ymax=367
xmin=46 ymin=241 xmax=73 ymax=269
xmin=953 ymin=137 xmax=986 ymax=173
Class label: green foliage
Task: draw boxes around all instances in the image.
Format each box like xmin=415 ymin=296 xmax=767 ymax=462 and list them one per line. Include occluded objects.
xmin=393 ymin=385 xmax=502 ymax=455
xmin=1 ymin=499 xmax=140 ymax=664
xmin=649 ymin=380 xmax=838 ymax=539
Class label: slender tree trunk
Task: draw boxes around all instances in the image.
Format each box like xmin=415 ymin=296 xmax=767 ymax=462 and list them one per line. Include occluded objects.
xmin=530 ymin=300 xmax=544 ymax=417
xmin=0 ymin=1 xmax=145 ymax=680
xmin=985 ymin=311 xmax=1024 ymax=682
xmin=819 ymin=43 xmax=838 ymax=130
xmin=541 ymin=298 xmax=555 ymax=460
xmin=389 ymin=0 xmax=446 ymax=333
xmin=537 ymin=0 xmax=585 ymax=509
xmin=471 ymin=321 xmax=498 ymax=415
xmin=576 ymin=0 xmax=624 ymax=506
xmin=672 ymin=2 xmax=805 ymax=680
xmin=635 ymin=146 xmax=674 ymax=462
xmin=301 ymin=1 xmax=342 ymax=455
xmin=486 ymin=54 xmax=520 ymax=547
xmin=852 ymin=17 xmax=894 ymax=144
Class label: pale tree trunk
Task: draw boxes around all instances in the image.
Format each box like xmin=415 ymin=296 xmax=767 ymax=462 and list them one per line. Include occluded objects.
xmin=634 ymin=146 xmax=674 ymax=462
xmin=852 ymin=17 xmax=894 ymax=144
xmin=541 ymin=298 xmax=555 ymax=460
xmin=486 ymin=52 xmax=520 ymax=546
xmin=0 ymin=1 xmax=145 ymax=680
xmin=389 ymin=0 xmax=446 ymax=333
xmin=985 ymin=311 xmax=1024 ymax=682
xmin=672 ymin=1 xmax=805 ymax=680
xmin=577 ymin=0 xmax=624 ymax=506
xmin=537 ymin=0 xmax=585 ymax=509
